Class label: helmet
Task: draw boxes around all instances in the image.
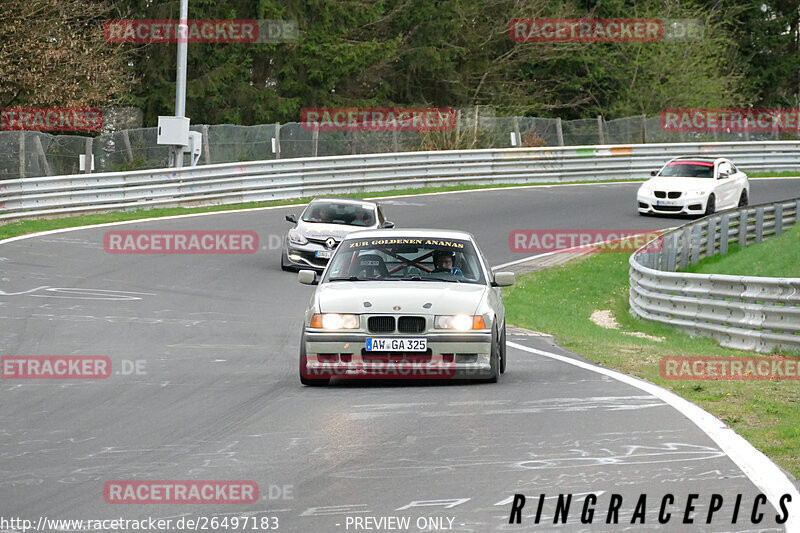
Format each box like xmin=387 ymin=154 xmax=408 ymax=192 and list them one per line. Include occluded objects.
xmin=433 ymin=250 xmax=455 ymax=261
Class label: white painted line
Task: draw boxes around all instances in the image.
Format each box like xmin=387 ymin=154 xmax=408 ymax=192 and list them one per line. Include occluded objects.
xmin=508 ymin=340 xmax=799 ymax=531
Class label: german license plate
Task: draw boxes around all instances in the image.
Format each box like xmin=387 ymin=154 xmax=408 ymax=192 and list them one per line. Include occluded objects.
xmin=315 ymin=250 xmax=333 ymax=259
xmin=656 ymin=200 xmax=679 ymax=206
xmin=366 ymin=338 xmax=427 ymax=352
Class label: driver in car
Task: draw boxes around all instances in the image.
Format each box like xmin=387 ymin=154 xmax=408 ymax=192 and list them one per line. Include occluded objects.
xmin=432 ymin=250 xmax=463 ymax=276
xmin=353 ymin=210 xmax=374 ymax=226
xmin=318 ymin=206 xmax=333 ymax=223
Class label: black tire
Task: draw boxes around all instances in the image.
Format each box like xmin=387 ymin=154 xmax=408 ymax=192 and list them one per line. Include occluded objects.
xmin=499 ymin=320 xmax=507 ymax=374
xmin=484 ymin=323 xmax=500 ymax=383
xmin=299 ymin=330 xmax=329 ymax=386
xmin=738 ymin=190 xmax=748 ymax=207
xmin=704 ymin=194 xmax=716 ymax=216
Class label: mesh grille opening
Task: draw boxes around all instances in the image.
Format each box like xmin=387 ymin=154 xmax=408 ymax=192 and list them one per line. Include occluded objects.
xmin=398 ymin=316 xmax=425 ymax=333
xmin=368 ymin=316 xmax=395 ymax=333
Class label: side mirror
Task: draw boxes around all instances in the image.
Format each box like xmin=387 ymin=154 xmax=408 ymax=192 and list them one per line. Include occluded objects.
xmin=650 ymin=170 xmax=658 ymax=176
xmin=718 ymin=172 xmax=729 ymax=179
xmin=383 ymin=220 xmax=395 ymax=228
xmin=285 ymin=214 xmax=297 ymax=223
xmin=298 ymin=270 xmax=318 ymax=285
xmin=492 ymin=271 xmax=515 ymax=287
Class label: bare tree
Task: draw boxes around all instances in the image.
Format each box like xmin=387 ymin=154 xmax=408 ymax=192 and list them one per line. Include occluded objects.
xmin=0 ymin=0 xmax=133 ymax=107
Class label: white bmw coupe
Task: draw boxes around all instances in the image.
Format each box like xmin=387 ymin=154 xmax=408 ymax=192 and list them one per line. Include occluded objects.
xmin=637 ymin=157 xmax=749 ymax=216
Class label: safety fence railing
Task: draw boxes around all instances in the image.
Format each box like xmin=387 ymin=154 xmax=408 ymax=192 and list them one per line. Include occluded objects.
xmin=3 ymin=113 xmax=800 ymax=180
xmin=1 ymin=140 xmax=799 ymax=222
xmin=629 ymin=198 xmax=800 ymax=352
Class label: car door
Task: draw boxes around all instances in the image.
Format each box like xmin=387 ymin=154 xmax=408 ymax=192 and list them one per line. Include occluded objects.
xmin=479 ymin=247 xmax=505 ymax=328
xmin=715 ymin=160 xmax=739 ymax=208
xmin=729 ymin=162 xmax=748 ymax=203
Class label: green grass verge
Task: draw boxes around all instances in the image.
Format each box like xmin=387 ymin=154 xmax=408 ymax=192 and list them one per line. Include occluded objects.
xmin=503 ymin=251 xmax=800 ymax=478
xmin=0 ymin=178 xmax=650 ymax=241
xmin=683 ymin=222 xmax=800 ymax=277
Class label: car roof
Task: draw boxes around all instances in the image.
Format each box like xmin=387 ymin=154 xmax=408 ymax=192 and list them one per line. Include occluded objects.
xmin=668 ymin=156 xmax=726 ymax=164
xmin=307 ymin=197 xmax=378 ymax=207
xmin=342 ymin=228 xmax=476 ymax=241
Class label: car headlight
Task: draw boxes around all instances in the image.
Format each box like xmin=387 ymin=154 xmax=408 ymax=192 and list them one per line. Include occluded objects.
xmin=638 ymin=185 xmax=651 ymax=194
xmin=309 ymin=313 xmax=360 ymax=329
xmin=688 ymin=190 xmax=707 ymax=197
xmin=288 ymin=230 xmax=308 ymax=245
xmin=434 ymin=315 xmax=487 ymax=330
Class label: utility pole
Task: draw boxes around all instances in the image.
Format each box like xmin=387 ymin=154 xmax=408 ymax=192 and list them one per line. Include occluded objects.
xmin=170 ymin=0 xmax=189 ymax=167
xmin=158 ymin=0 xmax=201 ymax=168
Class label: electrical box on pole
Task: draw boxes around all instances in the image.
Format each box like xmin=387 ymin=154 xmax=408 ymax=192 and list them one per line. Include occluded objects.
xmin=157 ymin=116 xmax=190 ymax=147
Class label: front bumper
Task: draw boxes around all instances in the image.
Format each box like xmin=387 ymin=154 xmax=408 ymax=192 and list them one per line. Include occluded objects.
xmin=637 ymin=192 xmax=708 ymax=215
xmin=283 ymin=239 xmax=335 ymax=271
xmin=302 ymin=331 xmax=493 ymax=380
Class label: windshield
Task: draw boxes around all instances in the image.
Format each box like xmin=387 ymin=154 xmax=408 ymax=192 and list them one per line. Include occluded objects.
xmin=301 ymin=202 xmax=376 ymax=226
xmin=323 ymin=237 xmax=485 ymax=284
xmin=658 ymin=161 xmax=715 ymax=178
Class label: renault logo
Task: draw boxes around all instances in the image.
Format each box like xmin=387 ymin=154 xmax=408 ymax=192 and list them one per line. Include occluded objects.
xmin=325 ymin=237 xmax=337 ymax=249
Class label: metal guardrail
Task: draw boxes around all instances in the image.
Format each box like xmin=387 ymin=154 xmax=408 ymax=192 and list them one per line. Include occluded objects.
xmin=1 ymin=140 xmax=799 ymax=222
xmin=6 ymin=113 xmax=797 ymax=180
xmin=629 ymin=198 xmax=800 ymax=352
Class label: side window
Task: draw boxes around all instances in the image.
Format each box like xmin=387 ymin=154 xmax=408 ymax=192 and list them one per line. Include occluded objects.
xmin=474 ymin=249 xmax=490 ymax=281
xmin=718 ymin=162 xmax=731 ymax=176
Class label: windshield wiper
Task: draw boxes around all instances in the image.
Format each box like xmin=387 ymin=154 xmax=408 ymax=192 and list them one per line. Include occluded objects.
xmin=400 ymin=277 xmax=463 ymax=283
xmin=328 ymin=276 xmax=369 ymax=281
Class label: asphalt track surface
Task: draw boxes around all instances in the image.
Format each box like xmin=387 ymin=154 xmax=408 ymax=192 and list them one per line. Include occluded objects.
xmin=1 ymin=179 xmax=798 ymax=533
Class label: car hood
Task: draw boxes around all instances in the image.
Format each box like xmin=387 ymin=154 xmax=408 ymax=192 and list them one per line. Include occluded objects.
xmin=316 ymin=281 xmax=487 ymax=315
xmin=295 ymin=221 xmax=371 ymax=240
xmin=642 ymin=176 xmax=715 ymax=192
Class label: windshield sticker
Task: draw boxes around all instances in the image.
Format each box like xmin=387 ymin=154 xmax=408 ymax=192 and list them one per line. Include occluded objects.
xmin=348 ymin=238 xmax=465 ymax=248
